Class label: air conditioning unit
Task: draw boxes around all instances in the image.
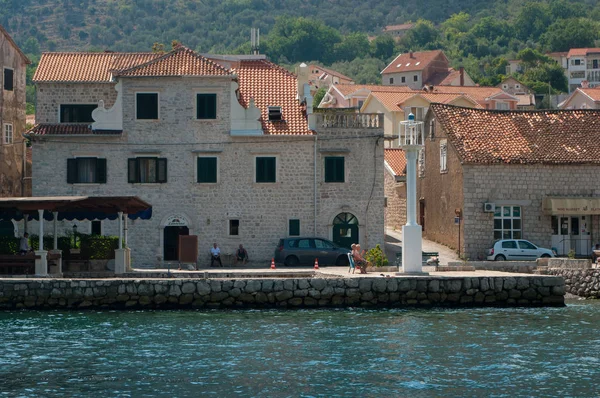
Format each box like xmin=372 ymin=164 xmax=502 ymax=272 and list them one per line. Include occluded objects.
xmin=484 ymin=203 xmax=496 ymax=213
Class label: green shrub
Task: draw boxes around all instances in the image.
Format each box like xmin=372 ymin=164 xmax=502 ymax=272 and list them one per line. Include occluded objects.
xmin=79 ymin=235 xmax=119 ymax=260
xmin=29 ymin=235 xmax=72 ymax=252
xmin=365 ymin=244 xmax=388 ymax=267
xmin=0 ymin=236 xmax=20 ymax=254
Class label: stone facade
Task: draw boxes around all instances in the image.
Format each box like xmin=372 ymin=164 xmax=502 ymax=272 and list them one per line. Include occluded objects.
xmin=549 ymin=268 xmax=600 ymax=298
xmin=0 ymin=26 xmax=28 ymax=197
xmin=384 ymin=169 xmax=405 ymax=230
xmin=0 ymin=275 xmax=565 ymax=309
xmin=31 ymin=77 xmax=385 ymax=266
xmin=35 ymin=83 xmax=117 ymax=123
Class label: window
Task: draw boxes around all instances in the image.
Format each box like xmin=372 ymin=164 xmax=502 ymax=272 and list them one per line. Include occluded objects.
xmin=67 ymin=158 xmax=107 ymax=184
xmin=413 ymin=75 xmax=418 ymax=82
xmin=3 ymin=123 xmax=13 ymax=144
xmin=3 ymin=68 xmax=13 ymax=91
xmin=314 ymin=239 xmax=334 ymax=249
xmin=496 ymin=102 xmax=510 ymax=110
xmin=429 ymin=119 xmax=435 ymax=139
xmin=493 ymin=206 xmax=522 ymax=240
xmin=401 ymin=76 xmax=406 ymax=83
xmin=229 ymin=220 xmax=239 ymax=236
xmin=91 ymin=221 xmax=102 ymax=236
xmin=518 ymin=241 xmax=536 ymax=250
xmin=136 ymin=93 xmax=159 ymax=120
xmin=255 ymin=156 xmax=276 ymax=183
xmin=390 ymin=78 xmax=394 ymax=84
xmin=196 ymin=94 xmax=217 ymax=119
xmin=197 ymin=157 xmax=217 ymax=183
xmin=357 ymin=100 xmax=364 ymax=109
xmin=571 ymin=59 xmax=582 ymax=66
xmin=60 ymin=104 xmax=97 ymax=123
xmin=501 ymin=241 xmax=517 ymax=249
xmin=439 ymin=139 xmax=447 ymax=173
xmin=128 ymin=157 xmax=167 ymax=183
xmin=289 ymin=219 xmax=300 ymax=236
xmin=324 ymin=156 xmax=345 ymax=183
xmin=297 ymin=239 xmax=311 ymax=248
xmin=268 ymin=106 xmax=282 ymax=121
xmin=515 ymin=84 xmax=521 ymax=89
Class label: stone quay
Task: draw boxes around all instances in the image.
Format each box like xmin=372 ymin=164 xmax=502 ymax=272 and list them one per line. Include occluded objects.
xmin=0 ymin=274 xmax=565 ymax=310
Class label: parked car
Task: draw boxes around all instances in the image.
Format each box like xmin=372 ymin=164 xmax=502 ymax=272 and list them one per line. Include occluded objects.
xmin=274 ymin=237 xmax=351 ymax=266
xmin=487 ymin=239 xmax=555 ymax=261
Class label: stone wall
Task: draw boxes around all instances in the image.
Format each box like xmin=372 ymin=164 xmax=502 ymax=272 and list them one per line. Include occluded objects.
xmin=549 ymin=269 xmax=600 ymax=298
xmin=0 ymin=275 xmax=565 ymax=309
xmin=384 ymin=169 xmax=405 ymax=230
xmin=447 ymin=261 xmax=537 ymax=274
xmin=35 ymin=83 xmax=117 ymax=123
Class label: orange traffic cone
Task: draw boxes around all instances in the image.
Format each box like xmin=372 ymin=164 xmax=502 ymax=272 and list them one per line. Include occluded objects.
xmin=314 ymin=258 xmax=319 ymax=270
xmin=270 ymin=258 xmax=276 ymax=270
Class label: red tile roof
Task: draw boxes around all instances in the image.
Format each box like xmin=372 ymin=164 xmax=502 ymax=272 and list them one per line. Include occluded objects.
xmin=426 ymin=86 xmax=512 ymax=105
xmin=580 ymin=88 xmax=600 ymax=102
xmin=384 ymin=149 xmax=406 ymax=176
xmin=382 ymin=50 xmax=447 ymax=74
xmin=368 ymin=91 xmax=480 ymax=112
xmin=113 ymin=46 xmax=231 ymax=77
xmin=234 ymin=60 xmax=311 ymax=135
xmin=431 ymin=104 xmax=600 ymax=164
xmin=568 ymin=48 xmax=600 ymax=57
xmin=25 ymin=124 xmax=122 ymax=136
xmin=309 ymin=64 xmax=354 ymax=82
xmin=333 ymin=83 xmax=417 ymax=97
xmin=33 ymin=52 xmax=160 ymax=82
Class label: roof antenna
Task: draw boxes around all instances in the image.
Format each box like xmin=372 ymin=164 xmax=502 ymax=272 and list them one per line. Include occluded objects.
xmin=251 ymin=28 xmax=260 ymax=55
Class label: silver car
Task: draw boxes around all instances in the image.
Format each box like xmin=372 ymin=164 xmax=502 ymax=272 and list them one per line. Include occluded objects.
xmin=274 ymin=237 xmax=351 ymax=266
xmin=487 ymin=239 xmax=555 ymax=261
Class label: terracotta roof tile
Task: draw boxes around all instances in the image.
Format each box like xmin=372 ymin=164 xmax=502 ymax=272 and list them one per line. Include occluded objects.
xmin=381 ymin=50 xmax=446 ymax=74
xmin=426 ymin=86 xmax=510 ymax=105
xmin=309 ymin=64 xmax=353 ymax=82
xmin=334 ymin=83 xmax=417 ymax=97
xmin=568 ymin=48 xmax=600 ymax=57
xmin=431 ymin=104 xmax=600 ymax=164
xmin=580 ymin=88 xmax=600 ymax=102
xmin=234 ymin=60 xmax=311 ymax=135
xmin=26 ymin=124 xmax=122 ymax=136
xmin=113 ymin=46 xmax=231 ymax=77
xmin=369 ymin=91 xmax=481 ymax=112
xmin=384 ymin=149 xmax=406 ymax=176
xmin=33 ymin=52 xmax=159 ymax=82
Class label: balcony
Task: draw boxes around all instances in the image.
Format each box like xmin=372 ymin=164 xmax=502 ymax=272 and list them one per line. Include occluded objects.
xmin=311 ymin=112 xmax=383 ymax=129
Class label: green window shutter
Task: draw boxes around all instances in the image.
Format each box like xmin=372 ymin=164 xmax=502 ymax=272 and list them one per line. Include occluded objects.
xmin=197 ymin=94 xmax=217 ymax=119
xmin=67 ymin=158 xmax=77 ymax=184
xmin=127 ymin=158 xmax=137 ymax=183
xmin=289 ymin=219 xmax=300 ymax=236
xmin=256 ymin=157 xmax=276 ymax=183
xmin=325 ymin=157 xmax=344 ymax=182
xmin=197 ymin=157 xmax=217 ymax=183
xmin=136 ymin=93 xmax=158 ymax=119
xmin=157 ymin=158 xmax=167 ymax=183
xmin=96 ymin=158 xmax=107 ymax=183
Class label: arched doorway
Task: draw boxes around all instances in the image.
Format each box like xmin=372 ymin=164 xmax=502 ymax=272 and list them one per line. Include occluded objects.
xmin=164 ymin=226 xmax=189 ymax=261
xmin=332 ymin=212 xmax=359 ymax=249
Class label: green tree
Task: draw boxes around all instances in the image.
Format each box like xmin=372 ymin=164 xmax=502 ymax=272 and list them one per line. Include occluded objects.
xmin=514 ymin=2 xmax=551 ymax=40
xmin=369 ymin=35 xmax=396 ymax=60
xmin=334 ymin=32 xmax=369 ymax=62
xmin=441 ymin=12 xmax=470 ymax=34
xmin=329 ymin=57 xmax=386 ymax=84
xmin=541 ymin=18 xmax=599 ymax=52
xmin=312 ymin=87 xmax=326 ymax=110
xmin=521 ymin=63 xmax=568 ymax=93
xmin=400 ymin=19 xmax=440 ymax=50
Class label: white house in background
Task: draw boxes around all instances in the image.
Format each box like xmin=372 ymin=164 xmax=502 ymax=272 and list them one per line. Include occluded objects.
xmin=382 ymin=23 xmax=414 ymax=41
xmin=318 ymin=84 xmax=417 ymax=109
xmin=558 ymin=84 xmax=600 ymax=109
xmin=566 ymin=48 xmax=600 ymax=92
xmin=27 ymin=47 xmax=385 ymax=267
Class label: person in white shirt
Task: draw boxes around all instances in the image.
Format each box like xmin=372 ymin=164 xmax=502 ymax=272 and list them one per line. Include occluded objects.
xmin=210 ymin=242 xmax=222 ymax=267
xmin=19 ymin=233 xmax=31 ymax=255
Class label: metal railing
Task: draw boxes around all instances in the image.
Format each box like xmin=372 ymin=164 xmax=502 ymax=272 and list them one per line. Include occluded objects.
xmin=554 ymin=237 xmax=593 ymax=258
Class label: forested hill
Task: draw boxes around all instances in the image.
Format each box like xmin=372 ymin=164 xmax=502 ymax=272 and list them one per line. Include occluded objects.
xmin=2 ymin=0 xmax=600 ymax=102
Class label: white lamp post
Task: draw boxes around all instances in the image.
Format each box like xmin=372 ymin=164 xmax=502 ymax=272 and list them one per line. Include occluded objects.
xmin=399 ymin=113 xmax=427 ymax=274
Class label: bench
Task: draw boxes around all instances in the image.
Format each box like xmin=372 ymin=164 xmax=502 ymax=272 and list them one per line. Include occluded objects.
xmin=395 ymin=249 xmax=440 ymax=266
xmin=0 ymin=254 xmax=39 ymax=275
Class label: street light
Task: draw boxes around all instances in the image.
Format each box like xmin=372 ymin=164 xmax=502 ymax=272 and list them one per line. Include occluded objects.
xmin=398 ymin=113 xmax=427 ymax=274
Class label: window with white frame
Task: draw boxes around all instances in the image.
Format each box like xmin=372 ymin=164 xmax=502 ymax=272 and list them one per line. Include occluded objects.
xmin=3 ymin=123 xmax=13 ymax=144
xmin=494 ymin=206 xmax=522 ymax=240
xmin=496 ymin=102 xmax=510 ymax=110
xmin=439 ymin=139 xmax=447 ymax=173
xmin=406 ymin=106 xmax=425 ymax=121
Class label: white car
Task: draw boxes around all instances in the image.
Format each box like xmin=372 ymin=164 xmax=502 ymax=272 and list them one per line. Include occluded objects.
xmin=487 ymin=239 xmax=555 ymax=261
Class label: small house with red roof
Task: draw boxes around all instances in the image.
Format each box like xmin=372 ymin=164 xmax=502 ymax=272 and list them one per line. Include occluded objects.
xmin=566 ymin=48 xmax=600 ymax=92
xmin=558 ymin=85 xmax=600 ymax=109
xmin=418 ymin=104 xmax=600 ymax=259
xmin=381 ymin=50 xmax=475 ymax=90
xmin=26 ymin=47 xmax=385 ymax=267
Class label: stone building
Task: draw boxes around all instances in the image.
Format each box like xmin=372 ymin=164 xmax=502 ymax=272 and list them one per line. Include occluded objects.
xmin=384 ymin=148 xmax=406 ymax=231
xmin=419 ymin=103 xmax=600 ymax=260
xmin=0 ymin=25 xmax=29 ymax=198
xmin=27 ymin=47 xmax=384 ymax=267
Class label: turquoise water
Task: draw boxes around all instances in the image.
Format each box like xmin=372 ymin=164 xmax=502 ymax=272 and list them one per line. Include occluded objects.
xmin=1 ymin=301 xmax=599 ymax=397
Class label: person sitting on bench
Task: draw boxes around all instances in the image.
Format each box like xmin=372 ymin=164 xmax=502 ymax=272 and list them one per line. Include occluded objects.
xmin=19 ymin=233 xmax=31 ymax=255
xmin=234 ymin=244 xmax=249 ymax=265
xmin=210 ymin=242 xmax=222 ymax=267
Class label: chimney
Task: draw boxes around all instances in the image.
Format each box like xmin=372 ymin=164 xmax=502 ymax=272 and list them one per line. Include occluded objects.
xmin=409 ymin=51 xmax=413 ymax=58
xmin=296 ymin=63 xmax=313 ymax=113
xmin=459 ymin=66 xmax=464 ymax=87
xmin=582 ymin=80 xmax=590 ymax=89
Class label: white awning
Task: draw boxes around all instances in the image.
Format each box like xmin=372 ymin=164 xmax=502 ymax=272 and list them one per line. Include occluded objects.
xmin=542 ymin=197 xmax=600 ymax=215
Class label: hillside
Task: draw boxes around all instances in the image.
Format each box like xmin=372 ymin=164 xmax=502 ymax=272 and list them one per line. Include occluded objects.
xmin=2 ymin=0 xmax=600 ymax=107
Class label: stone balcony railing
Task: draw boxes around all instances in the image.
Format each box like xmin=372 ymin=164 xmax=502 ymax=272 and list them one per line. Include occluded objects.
xmin=310 ymin=112 xmax=383 ymax=130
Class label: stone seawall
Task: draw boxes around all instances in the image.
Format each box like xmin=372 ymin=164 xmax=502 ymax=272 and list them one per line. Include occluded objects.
xmin=549 ymin=269 xmax=600 ymax=298
xmin=0 ymin=276 xmax=565 ymax=309
xmin=447 ymin=261 xmax=537 ymax=274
